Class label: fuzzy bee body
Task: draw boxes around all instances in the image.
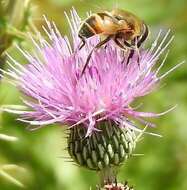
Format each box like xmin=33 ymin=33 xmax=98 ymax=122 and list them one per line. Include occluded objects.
xmin=78 ymin=9 xmax=149 ymax=75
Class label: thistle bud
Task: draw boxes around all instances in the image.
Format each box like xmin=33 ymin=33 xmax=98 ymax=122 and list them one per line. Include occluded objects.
xmin=68 ymin=120 xmax=136 ymax=171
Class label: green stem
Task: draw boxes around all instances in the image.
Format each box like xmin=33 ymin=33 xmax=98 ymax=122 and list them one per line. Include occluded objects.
xmin=99 ymin=166 xmax=118 ymax=187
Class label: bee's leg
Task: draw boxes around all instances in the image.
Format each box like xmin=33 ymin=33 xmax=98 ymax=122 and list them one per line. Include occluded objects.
xmin=133 ymin=25 xmax=149 ymax=66
xmin=136 ymin=48 xmax=141 ymax=66
xmin=126 ymin=49 xmax=135 ymax=65
xmin=114 ymin=37 xmax=128 ymax=51
xmin=122 ymin=24 xmax=149 ymax=65
xmin=123 ymin=40 xmax=135 ymax=49
xmin=137 ymin=23 xmax=149 ymax=48
xmin=134 ymin=37 xmax=143 ymax=67
xmin=124 ymin=38 xmax=141 ymax=65
xmin=124 ymin=40 xmax=136 ymax=65
xmin=81 ymin=35 xmax=113 ymax=76
xmin=134 ymin=37 xmax=140 ymax=64
xmin=78 ymin=35 xmax=86 ymax=50
xmin=114 ymin=37 xmax=129 ymax=64
xmin=114 ymin=37 xmax=135 ymax=65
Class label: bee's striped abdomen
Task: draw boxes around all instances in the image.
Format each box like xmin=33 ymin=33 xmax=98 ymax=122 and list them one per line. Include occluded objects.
xmin=79 ymin=15 xmax=103 ymax=38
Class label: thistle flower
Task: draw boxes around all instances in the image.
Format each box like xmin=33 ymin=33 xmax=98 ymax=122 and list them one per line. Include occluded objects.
xmin=1 ymin=9 xmax=183 ymax=184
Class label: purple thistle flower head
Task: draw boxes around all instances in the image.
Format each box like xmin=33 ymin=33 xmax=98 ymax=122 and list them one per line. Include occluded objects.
xmin=2 ymin=9 xmax=183 ymax=137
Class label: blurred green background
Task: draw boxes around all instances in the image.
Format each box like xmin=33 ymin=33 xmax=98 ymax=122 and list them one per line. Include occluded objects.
xmin=0 ymin=0 xmax=187 ymax=189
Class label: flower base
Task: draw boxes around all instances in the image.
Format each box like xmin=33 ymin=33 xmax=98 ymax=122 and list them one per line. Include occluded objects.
xmin=67 ymin=120 xmax=136 ymax=171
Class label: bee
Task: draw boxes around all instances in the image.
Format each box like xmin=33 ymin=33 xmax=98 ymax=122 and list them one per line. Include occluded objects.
xmin=78 ymin=9 xmax=149 ymax=75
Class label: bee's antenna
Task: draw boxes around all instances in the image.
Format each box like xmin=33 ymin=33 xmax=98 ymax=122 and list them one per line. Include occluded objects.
xmin=135 ymin=37 xmax=140 ymax=64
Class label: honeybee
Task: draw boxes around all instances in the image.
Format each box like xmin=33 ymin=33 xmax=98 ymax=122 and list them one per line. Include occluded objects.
xmin=78 ymin=9 xmax=149 ymax=75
